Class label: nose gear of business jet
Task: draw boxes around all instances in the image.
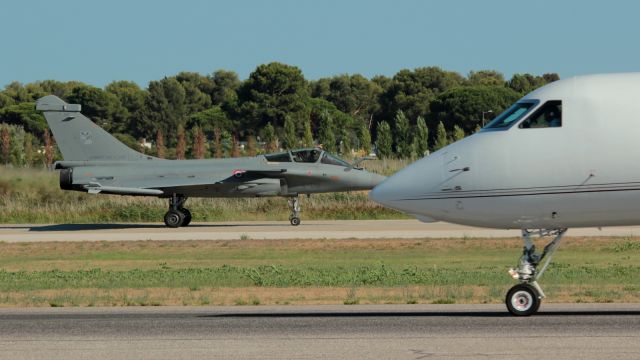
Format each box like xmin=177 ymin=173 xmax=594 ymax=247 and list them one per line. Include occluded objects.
xmin=164 ymin=194 xmax=191 ymax=228
xmin=288 ymin=196 xmax=301 ymax=226
xmin=506 ymin=228 xmax=567 ymax=316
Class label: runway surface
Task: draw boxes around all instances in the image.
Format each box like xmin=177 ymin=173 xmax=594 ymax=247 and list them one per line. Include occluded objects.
xmin=2 ymin=220 xmax=640 ymax=242
xmin=1 ymin=304 xmax=639 ymax=359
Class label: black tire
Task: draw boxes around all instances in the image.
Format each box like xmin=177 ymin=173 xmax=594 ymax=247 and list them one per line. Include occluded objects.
xmin=180 ymin=208 xmax=192 ymax=227
xmin=506 ymin=284 xmax=541 ymax=316
xmin=164 ymin=210 xmax=185 ymax=228
xmin=290 ymin=217 xmax=301 ymax=226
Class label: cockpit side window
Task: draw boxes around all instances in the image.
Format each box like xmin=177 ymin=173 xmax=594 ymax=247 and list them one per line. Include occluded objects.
xmin=320 ymin=153 xmax=352 ymax=167
xmin=484 ymin=101 xmax=538 ymax=129
xmin=292 ymin=149 xmax=322 ymax=163
xmin=265 ymin=152 xmax=292 ymax=162
xmin=519 ymin=100 xmax=562 ymax=129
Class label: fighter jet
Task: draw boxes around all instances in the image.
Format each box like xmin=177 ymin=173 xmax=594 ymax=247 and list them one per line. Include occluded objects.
xmin=36 ymin=95 xmax=385 ymax=228
xmin=370 ymin=73 xmax=640 ymax=316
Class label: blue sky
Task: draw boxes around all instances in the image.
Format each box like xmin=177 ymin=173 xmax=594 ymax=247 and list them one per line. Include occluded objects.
xmin=1 ymin=0 xmax=639 ymax=87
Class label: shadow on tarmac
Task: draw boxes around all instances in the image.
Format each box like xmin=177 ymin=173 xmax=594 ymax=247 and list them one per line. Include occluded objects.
xmin=0 ymin=223 xmax=292 ymax=232
xmin=200 ymin=310 xmax=640 ymax=318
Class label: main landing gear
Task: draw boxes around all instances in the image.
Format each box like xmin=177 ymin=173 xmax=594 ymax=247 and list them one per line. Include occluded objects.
xmin=164 ymin=194 xmax=192 ymax=228
xmin=505 ymin=228 xmax=567 ymax=316
xmin=288 ymin=196 xmax=301 ymax=226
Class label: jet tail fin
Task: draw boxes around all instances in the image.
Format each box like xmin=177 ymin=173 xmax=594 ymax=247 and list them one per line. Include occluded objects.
xmin=36 ymin=95 xmax=156 ymax=162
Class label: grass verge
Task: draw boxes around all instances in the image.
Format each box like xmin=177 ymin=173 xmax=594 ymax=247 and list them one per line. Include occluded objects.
xmin=0 ymin=237 xmax=638 ymax=306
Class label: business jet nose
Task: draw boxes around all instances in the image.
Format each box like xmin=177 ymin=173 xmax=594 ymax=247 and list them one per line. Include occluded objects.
xmin=369 ymin=156 xmax=442 ymax=213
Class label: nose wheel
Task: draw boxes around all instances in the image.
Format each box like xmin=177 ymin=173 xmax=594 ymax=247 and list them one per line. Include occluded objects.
xmin=506 ymin=283 xmax=541 ymax=316
xmin=506 ymin=228 xmax=567 ymax=316
xmin=164 ymin=194 xmax=191 ymax=228
xmin=288 ymin=196 xmax=301 ymax=226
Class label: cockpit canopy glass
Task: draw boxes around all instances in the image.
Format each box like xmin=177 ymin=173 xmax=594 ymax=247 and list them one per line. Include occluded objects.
xmin=484 ymin=101 xmax=538 ymax=129
xmin=264 ymin=152 xmax=292 ymax=162
xmin=320 ymin=152 xmax=352 ymax=167
xmin=291 ymin=149 xmax=322 ymax=163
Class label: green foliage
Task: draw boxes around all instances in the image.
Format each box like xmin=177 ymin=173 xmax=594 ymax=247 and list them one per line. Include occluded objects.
xmin=468 ymin=70 xmax=505 ymax=86
xmin=282 ymin=116 xmax=297 ymax=149
xmin=140 ymin=78 xmax=187 ymax=143
xmin=238 ymin=62 xmax=308 ymax=132
xmin=0 ymin=63 xmax=559 ymax=161
xmin=317 ymin=111 xmax=336 ymax=153
xmin=302 ymin=120 xmax=314 ymax=148
xmin=453 ymin=125 xmax=465 ymax=142
xmin=188 ymin=106 xmax=232 ymax=135
xmin=0 ymin=102 xmax=47 ymax=136
xmin=358 ymin=123 xmax=372 ymax=154
xmin=507 ymin=73 xmax=559 ymax=94
xmin=393 ymin=110 xmax=411 ymax=158
xmin=375 ymin=121 xmax=393 ymax=159
xmin=380 ymin=66 xmax=464 ymax=121
xmin=262 ymin=122 xmax=278 ymax=152
xmin=412 ymin=116 xmax=429 ymax=158
xmin=429 ymin=86 xmax=520 ymax=134
xmin=433 ymin=121 xmax=449 ymax=151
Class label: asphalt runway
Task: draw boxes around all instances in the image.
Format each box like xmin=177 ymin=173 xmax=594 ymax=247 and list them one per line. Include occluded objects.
xmin=2 ymin=220 xmax=640 ymax=242
xmin=1 ymin=304 xmax=639 ymax=360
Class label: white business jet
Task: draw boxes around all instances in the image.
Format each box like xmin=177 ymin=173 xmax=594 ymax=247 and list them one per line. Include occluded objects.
xmin=370 ymin=73 xmax=640 ymax=316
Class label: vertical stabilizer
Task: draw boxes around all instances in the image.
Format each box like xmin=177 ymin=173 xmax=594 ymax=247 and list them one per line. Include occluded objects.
xmin=36 ymin=95 xmax=155 ymax=162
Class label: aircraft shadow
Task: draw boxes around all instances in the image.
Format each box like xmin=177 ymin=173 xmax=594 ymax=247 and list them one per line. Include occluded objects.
xmin=200 ymin=310 xmax=640 ymax=318
xmin=13 ymin=223 xmax=288 ymax=232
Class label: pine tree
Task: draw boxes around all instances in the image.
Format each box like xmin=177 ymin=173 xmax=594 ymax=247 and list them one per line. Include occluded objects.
xmin=283 ymin=116 xmax=297 ymax=149
xmin=317 ymin=111 xmax=336 ymax=153
xmin=213 ymin=127 xmax=222 ymax=158
xmin=453 ymin=125 xmax=465 ymax=142
xmin=412 ymin=116 xmax=429 ymax=158
xmin=176 ymin=125 xmax=186 ymax=159
xmin=433 ymin=121 xmax=449 ymax=151
xmin=263 ymin=122 xmax=278 ymax=152
xmin=246 ymin=135 xmax=257 ymax=156
xmin=43 ymin=128 xmax=54 ymax=169
xmin=359 ymin=123 xmax=372 ymax=154
xmin=375 ymin=121 xmax=393 ymax=159
xmin=156 ymin=129 xmax=166 ymax=158
xmin=192 ymin=127 xmax=205 ymax=159
xmin=302 ymin=120 xmax=314 ymax=148
xmin=24 ymin=132 xmax=34 ymax=167
xmin=231 ymin=134 xmax=240 ymax=157
xmin=1 ymin=124 xmax=9 ymax=165
xmin=393 ymin=110 xmax=411 ymax=158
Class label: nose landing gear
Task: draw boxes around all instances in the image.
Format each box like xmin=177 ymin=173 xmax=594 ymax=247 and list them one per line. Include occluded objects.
xmin=506 ymin=228 xmax=567 ymax=316
xmin=288 ymin=196 xmax=301 ymax=226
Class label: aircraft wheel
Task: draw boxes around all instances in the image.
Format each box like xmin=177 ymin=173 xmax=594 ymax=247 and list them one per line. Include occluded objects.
xmin=506 ymin=283 xmax=540 ymax=316
xmin=164 ymin=210 xmax=185 ymax=228
xmin=180 ymin=208 xmax=192 ymax=227
xmin=290 ymin=217 xmax=301 ymax=226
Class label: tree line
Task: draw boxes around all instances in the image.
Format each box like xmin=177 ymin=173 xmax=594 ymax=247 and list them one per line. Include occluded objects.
xmin=0 ymin=63 xmax=558 ymax=166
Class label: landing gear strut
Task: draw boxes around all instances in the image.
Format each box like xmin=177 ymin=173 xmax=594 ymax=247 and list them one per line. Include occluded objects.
xmin=506 ymin=228 xmax=567 ymax=316
xmin=164 ymin=194 xmax=191 ymax=228
xmin=288 ymin=196 xmax=301 ymax=226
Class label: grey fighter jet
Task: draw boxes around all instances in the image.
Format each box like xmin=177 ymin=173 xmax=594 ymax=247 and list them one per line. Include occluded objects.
xmin=36 ymin=95 xmax=385 ymax=228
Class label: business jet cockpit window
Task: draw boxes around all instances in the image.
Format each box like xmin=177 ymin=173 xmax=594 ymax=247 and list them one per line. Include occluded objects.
xmin=320 ymin=152 xmax=352 ymax=168
xmin=484 ymin=101 xmax=538 ymax=129
xmin=519 ymin=100 xmax=562 ymax=129
xmin=292 ymin=149 xmax=322 ymax=163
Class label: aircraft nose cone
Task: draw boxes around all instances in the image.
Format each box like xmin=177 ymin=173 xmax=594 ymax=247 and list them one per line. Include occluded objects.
xmin=370 ymin=173 xmax=386 ymax=188
xmin=369 ymin=155 xmax=442 ymax=214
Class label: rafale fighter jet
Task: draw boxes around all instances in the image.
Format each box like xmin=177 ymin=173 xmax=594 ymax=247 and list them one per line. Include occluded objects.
xmin=36 ymin=95 xmax=385 ymax=228
xmin=370 ymin=73 xmax=640 ymax=316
